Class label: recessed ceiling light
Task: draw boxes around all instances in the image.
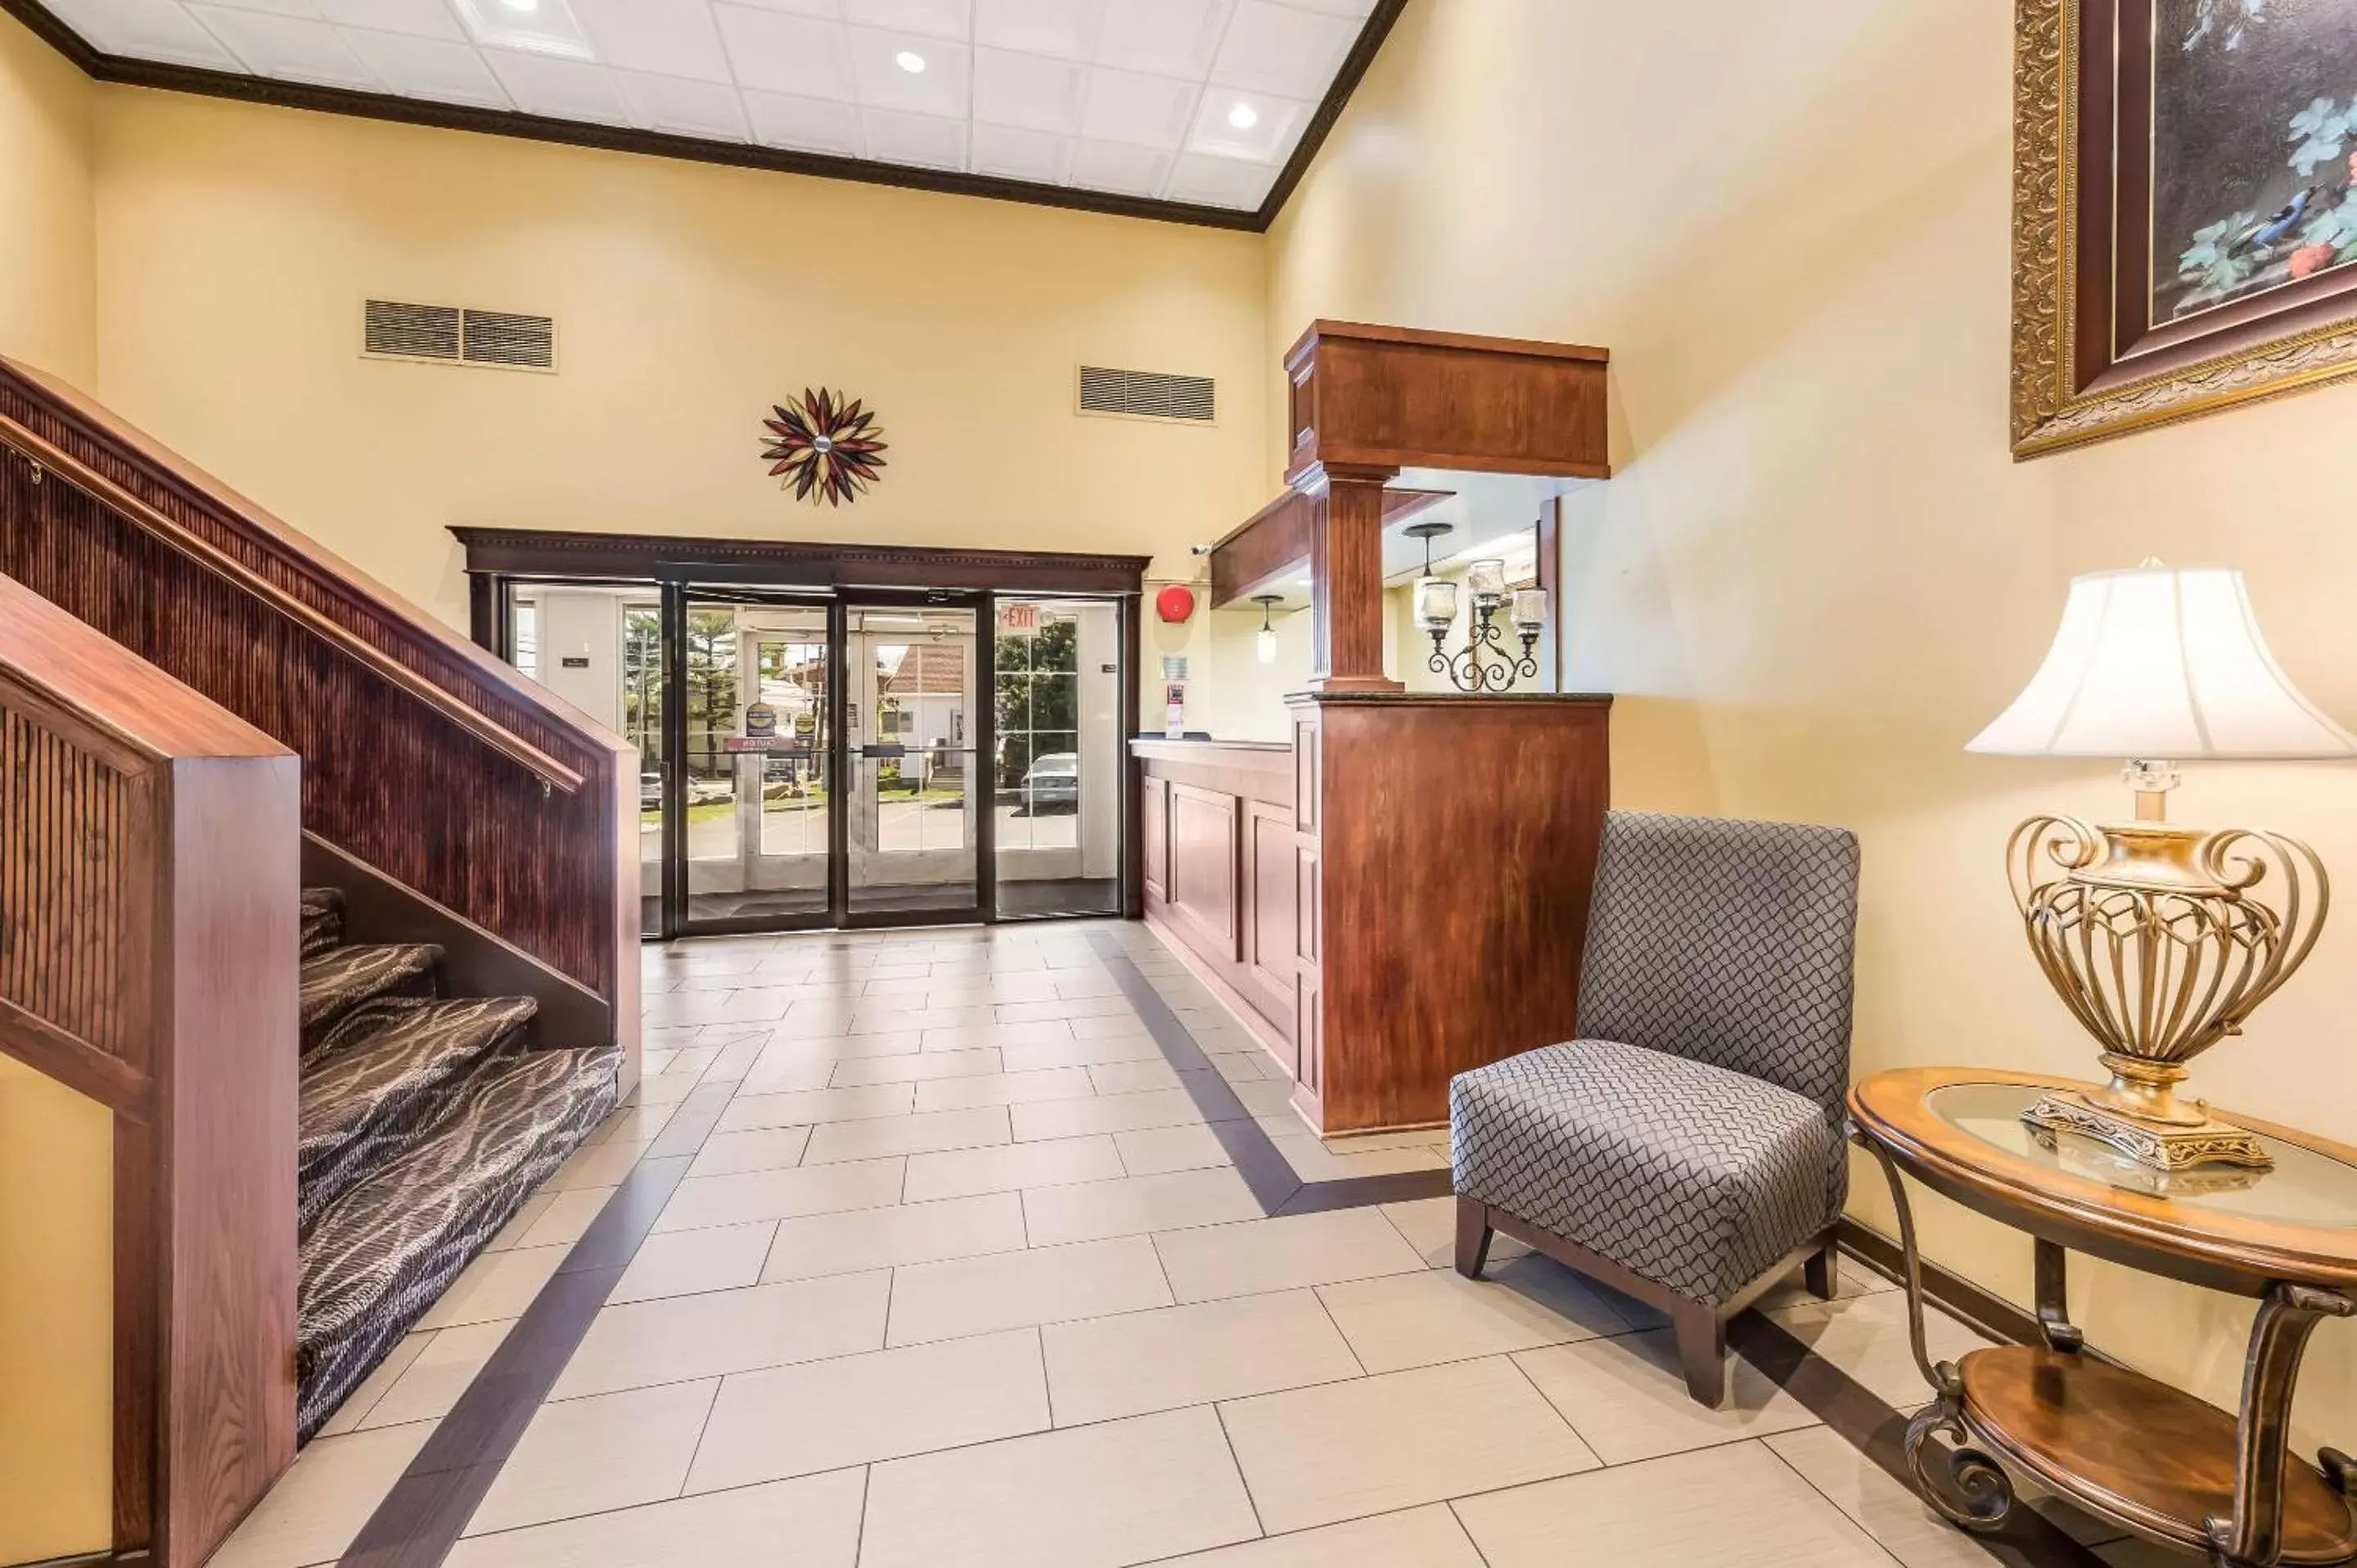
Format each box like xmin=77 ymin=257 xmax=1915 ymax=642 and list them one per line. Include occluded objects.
xmin=1227 ymin=101 xmax=1259 ymax=130
xmin=896 ymin=50 xmax=926 ymax=74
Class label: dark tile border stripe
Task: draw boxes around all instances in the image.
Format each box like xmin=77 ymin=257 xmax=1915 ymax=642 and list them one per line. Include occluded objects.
xmin=1087 ymin=932 xmax=1451 ymax=1216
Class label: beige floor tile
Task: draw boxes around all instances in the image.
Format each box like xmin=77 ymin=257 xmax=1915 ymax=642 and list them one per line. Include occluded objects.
xmin=1314 ymin=1256 xmax=1629 ymax=1375
xmin=702 ymin=1035 xmax=769 ymax=1083
xmin=1227 ymin=1079 xmax=1299 ymax=1119
xmin=314 ymin=1332 xmax=430 ymax=1437
xmin=1373 ymin=1196 xmax=1521 ymax=1271
xmin=996 ymin=995 xmax=1138 ymax=1023
xmin=859 ymin=1405 xmax=1259 ymax=1568
xmin=1086 ymin=1059 xmax=1183 ymax=1095
xmin=1152 ymin=1506 xmax=1485 ymax=1567
xmin=1114 ymin=1123 xmax=1232 ymax=1176
xmin=354 ymin=1318 xmax=512 ymax=1430
xmin=914 ymin=1066 xmax=1099 ymax=1110
xmin=830 ymin=1048 xmax=1004 ymax=1085
xmin=887 ymin=1234 xmax=1174 ymax=1345
xmin=999 ymin=1034 xmax=1165 ymax=1071
xmin=685 ymin=1328 xmax=1050 ymax=1492
xmin=515 ymin=1186 xmax=614 ymax=1249
xmin=1206 ymin=1051 xmax=1284 ymax=1087
xmin=445 ymin=1469 xmax=864 ymax=1568
xmin=714 ymin=1083 xmax=913 ymax=1132
xmin=586 ymin=1104 xmax=674 ymax=1147
xmin=851 ymin=1004 xmax=995 ymax=1034
xmin=484 ymin=1191 xmax=558 ymax=1254
xmin=611 ymin=1221 xmax=776 ymax=1304
xmin=1152 ymin=1210 xmax=1426 ymax=1304
xmin=1014 ymin=1087 xmax=1207 ymax=1140
xmin=210 ymin=1420 xmax=435 ymax=1568
xmin=551 ymin=1270 xmax=890 ymax=1398
xmin=417 ymin=1245 xmax=569 ymax=1329
xmin=759 ymin=1192 xmax=1027 ymax=1280
xmin=546 ymin=1138 xmax=649 ymax=1192
xmin=1763 ymin=1426 xmax=2013 ymax=1568
xmin=1066 ymin=1012 xmax=1155 ymax=1040
xmin=902 ymin=1135 xmax=1127 ymax=1201
xmin=622 ymin=1072 xmax=703 ymax=1106
xmin=920 ymin=1019 xmax=1078 ymax=1049
xmin=1767 ymin=1289 xmax=1992 ymax=1409
xmin=1750 ymin=1254 xmax=1894 ymax=1314
xmin=684 ymin=1125 xmax=811 ymax=1178
xmin=801 ymin=1105 xmax=1012 ymax=1163
xmin=1452 ymin=1440 xmax=1895 ymax=1568
xmin=1269 ymin=1134 xmax=1447 ymax=1182
xmin=651 ymin=1158 xmax=904 ymax=1232
xmin=466 ymin=1378 xmax=717 ymax=1536
xmin=1043 ymin=1288 xmax=1363 ymax=1426
xmin=728 ymin=1052 xmax=840 ymax=1094
xmin=1510 ymin=1327 xmax=1819 ymax=1462
xmin=1022 ymin=1167 xmax=1261 ymax=1246
xmin=1221 ymin=1355 xmax=1598 ymax=1534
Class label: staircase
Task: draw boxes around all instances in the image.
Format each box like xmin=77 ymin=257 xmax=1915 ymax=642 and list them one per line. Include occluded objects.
xmin=293 ymin=885 xmax=620 ymax=1443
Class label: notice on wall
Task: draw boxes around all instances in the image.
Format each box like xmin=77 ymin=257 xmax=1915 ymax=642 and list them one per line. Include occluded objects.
xmin=1164 ymin=681 xmax=1186 ymax=740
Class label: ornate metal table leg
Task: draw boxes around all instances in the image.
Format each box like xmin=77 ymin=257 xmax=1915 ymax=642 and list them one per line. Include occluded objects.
xmin=1852 ymin=1124 xmax=2016 ymax=1531
xmin=2206 ymin=1283 xmax=2355 ymax=1567
xmin=2034 ymin=1237 xmax=2083 ymax=1354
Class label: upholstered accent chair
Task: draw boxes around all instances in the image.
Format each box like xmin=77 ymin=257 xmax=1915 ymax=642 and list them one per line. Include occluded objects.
xmin=1450 ymin=809 xmax=1862 ymax=1406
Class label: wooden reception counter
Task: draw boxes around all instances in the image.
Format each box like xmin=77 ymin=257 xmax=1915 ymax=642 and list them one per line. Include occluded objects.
xmin=1134 ymin=692 xmax=1611 ymax=1135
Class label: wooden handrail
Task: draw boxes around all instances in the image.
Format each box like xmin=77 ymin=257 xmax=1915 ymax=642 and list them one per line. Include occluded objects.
xmin=0 ymin=415 xmax=584 ymax=796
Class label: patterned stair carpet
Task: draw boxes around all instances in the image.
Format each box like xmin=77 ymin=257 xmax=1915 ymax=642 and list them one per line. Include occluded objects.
xmin=293 ymin=886 xmax=620 ymax=1444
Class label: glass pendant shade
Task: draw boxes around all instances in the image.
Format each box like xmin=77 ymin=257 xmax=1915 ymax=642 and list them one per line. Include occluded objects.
xmin=1415 ymin=577 xmax=1459 ymax=631
xmin=1967 ymin=564 xmax=2357 ymax=759
xmin=1466 ymin=559 xmax=1507 ymax=606
xmin=1255 ymin=625 xmax=1277 ymax=665
xmin=1511 ymin=588 xmax=1548 ymax=631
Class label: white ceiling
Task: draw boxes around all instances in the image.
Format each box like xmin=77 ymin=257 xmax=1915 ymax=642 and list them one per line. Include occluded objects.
xmin=42 ymin=0 xmax=1377 ymax=212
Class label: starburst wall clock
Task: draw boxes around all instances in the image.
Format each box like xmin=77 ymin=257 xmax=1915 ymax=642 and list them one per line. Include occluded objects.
xmin=760 ymin=389 xmax=888 ymax=506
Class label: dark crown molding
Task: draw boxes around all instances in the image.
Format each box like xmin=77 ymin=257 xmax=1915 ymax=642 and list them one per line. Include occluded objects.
xmin=0 ymin=0 xmax=1407 ymax=234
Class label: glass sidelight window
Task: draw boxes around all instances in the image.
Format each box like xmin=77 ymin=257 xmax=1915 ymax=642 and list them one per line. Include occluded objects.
xmin=992 ymin=599 xmax=1121 ymax=918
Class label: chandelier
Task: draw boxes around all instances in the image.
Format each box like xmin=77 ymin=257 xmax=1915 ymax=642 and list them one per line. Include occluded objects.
xmin=1408 ymin=522 xmax=1548 ymax=693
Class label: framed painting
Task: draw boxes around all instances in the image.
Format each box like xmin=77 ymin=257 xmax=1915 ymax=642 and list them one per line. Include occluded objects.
xmin=2013 ymin=0 xmax=2357 ymax=457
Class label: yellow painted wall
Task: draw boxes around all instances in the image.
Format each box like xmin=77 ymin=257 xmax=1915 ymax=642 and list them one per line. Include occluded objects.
xmin=88 ymin=88 xmax=1271 ymax=645
xmin=0 ymin=7 xmax=94 ymax=385
xmin=0 ymin=16 xmax=111 ymax=1562
xmin=1269 ymin=0 xmax=2356 ymax=1450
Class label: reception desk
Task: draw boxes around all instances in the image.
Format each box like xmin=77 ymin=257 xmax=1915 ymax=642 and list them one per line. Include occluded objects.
xmin=1134 ymin=692 xmax=1611 ymax=1135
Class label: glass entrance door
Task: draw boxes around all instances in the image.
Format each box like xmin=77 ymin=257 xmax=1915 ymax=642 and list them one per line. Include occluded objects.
xmin=845 ymin=604 xmax=980 ymax=920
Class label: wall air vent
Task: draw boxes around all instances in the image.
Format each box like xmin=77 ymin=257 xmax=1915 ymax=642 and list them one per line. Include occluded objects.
xmin=1077 ymin=365 xmax=1216 ymax=424
xmin=363 ymin=300 xmax=557 ymax=372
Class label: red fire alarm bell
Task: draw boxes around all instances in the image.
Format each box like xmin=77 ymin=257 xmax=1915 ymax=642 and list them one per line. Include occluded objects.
xmin=1155 ymin=585 xmax=1197 ymax=624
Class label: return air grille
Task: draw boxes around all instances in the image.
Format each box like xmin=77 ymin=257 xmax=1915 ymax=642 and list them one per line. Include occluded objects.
xmin=1078 ymin=365 xmax=1216 ymax=423
xmin=363 ymin=300 xmax=557 ymax=372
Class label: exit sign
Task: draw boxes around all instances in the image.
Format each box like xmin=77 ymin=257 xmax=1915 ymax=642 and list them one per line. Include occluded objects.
xmin=998 ymin=604 xmax=1039 ymax=632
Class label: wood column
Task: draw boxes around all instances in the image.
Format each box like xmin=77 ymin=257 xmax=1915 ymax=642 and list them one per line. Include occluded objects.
xmin=1295 ymin=461 xmax=1402 ymax=693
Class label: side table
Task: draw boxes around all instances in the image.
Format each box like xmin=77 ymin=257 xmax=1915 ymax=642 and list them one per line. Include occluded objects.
xmin=1848 ymin=1067 xmax=2357 ymax=1568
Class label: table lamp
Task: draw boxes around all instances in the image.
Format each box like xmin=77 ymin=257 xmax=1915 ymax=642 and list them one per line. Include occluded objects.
xmin=1967 ymin=561 xmax=2357 ymax=1170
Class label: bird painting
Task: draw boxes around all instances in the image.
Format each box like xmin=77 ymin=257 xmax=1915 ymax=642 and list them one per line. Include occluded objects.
xmin=2231 ymin=185 xmax=2325 ymax=256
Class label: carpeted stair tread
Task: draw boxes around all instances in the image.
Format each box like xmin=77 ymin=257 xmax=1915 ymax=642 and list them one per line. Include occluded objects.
xmin=297 ymin=994 xmax=540 ymax=1234
xmin=300 ymin=886 xmax=345 ymax=959
xmin=296 ymin=1043 xmax=622 ymax=1443
xmin=300 ymin=943 xmax=443 ymax=1052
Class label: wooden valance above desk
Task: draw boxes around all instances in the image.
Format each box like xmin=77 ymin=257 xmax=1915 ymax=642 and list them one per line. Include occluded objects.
xmin=1135 ymin=692 xmax=1611 ymax=1137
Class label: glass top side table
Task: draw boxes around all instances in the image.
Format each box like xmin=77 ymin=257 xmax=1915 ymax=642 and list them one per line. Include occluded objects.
xmin=1848 ymin=1067 xmax=2357 ymax=1568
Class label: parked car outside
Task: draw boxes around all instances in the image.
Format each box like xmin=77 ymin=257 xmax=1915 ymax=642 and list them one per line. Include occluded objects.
xmin=1016 ymin=752 xmax=1079 ymax=814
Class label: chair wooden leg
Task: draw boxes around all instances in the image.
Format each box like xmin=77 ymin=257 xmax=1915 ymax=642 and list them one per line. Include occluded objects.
xmin=1453 ymin=1198 xmax=1493 ymax=1279
xmin=1674 ymin=1301 xmax=1728 ymax=1408
xmin=1804 ymin=1236 xmax=1840 ymax=1301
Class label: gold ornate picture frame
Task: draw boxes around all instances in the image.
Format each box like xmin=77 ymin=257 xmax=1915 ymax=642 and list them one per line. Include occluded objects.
xmin=2012 ymin=0 xmax=2357 ymax=458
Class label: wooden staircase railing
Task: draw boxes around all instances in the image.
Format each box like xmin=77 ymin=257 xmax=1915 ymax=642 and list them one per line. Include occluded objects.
xmin=0 ymin=353 xmax=639 ymax=1057
xmin=0 ymin=571 xmax=300 ymax=1568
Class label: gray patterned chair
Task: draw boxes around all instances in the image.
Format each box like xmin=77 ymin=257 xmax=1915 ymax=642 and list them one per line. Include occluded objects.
xmin=1450 ymin=809 xmax=1861 ymax=1406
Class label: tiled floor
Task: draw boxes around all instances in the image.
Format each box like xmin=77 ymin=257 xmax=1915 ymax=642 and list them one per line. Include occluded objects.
xmin=223 ymin=919 xmax=2121 ymax=1568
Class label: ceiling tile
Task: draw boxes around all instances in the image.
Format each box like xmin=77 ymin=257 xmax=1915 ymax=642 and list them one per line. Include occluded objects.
xmin=449 ymin=0 xmax=593 ymax=59
xmin=1279 ymin=0 xmax=1370 ymax=14
xmin=971 ymin=47 xmax=1082 ymax=134
xmin=846 ymin=27 xmax=968 ymax=116
xmin=45 ymin=0 xmax=245 ymax=65
xmin=972 ymin=0 xmax=1097 ymax=61
xmin=969 ymin=122 xmax=1070 ymax=182
xmin=190 ymin=7 xmax=379 ymax=85
xmin=1209 ymin=0 xmax=1353 ymax=98
xmin=860 ymin=106 xmax=967 ymax=169
xmin=842 ymin=0 xmax=967 ymax=41
xmin=1093 ymin=0 xmax=1227 ymax=78
xmin=572 ymin=0 xmax=732 ymax=81
xmin=715 ymin=7 xmax=855 ymax=98
xmin=735 ymin=0 xmax=837 ymax=13
xmin=315 ymin=0 xmax=464 ymax=40
xmin=1184 ymin=85 xmax=1304 ymax=162
xmin=481 ymin=47 xmax=633 ymax=122
xmin=340 ymin=28 xmax=508 ymax=101
xmin=195 ymin=0 xmax=322 ymax=20
xmin=618 ymin=70 xmax=751 ymax=138
xmin=1163 ymin=149 xmax=1269 ymax=208
xmin=1079 ymin=65 xmax=1195 ymax=149
xmin=1066 ymin=137 xmax=1166 ymax=196
xmin=742 ymin=88 xmax=862 ymax=152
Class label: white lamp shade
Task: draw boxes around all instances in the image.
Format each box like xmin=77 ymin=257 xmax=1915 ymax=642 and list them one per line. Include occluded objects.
xmin=1967 ymin=565 xmax=2357 ymax=759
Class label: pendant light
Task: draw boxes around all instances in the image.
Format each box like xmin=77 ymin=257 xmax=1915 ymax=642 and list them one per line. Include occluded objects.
xmin=1252 ymin=593 xmax=1282 ymax=665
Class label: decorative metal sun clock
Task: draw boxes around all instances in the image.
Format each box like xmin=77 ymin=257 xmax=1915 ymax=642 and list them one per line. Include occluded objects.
xmin=761 ymin=389 xmax=888 ymax=507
